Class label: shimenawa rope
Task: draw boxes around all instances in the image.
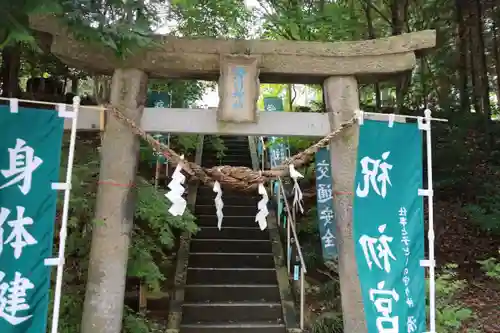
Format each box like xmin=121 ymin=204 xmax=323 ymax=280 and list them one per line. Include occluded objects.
xmin=107 ymin=104 xmax=357 ymax=192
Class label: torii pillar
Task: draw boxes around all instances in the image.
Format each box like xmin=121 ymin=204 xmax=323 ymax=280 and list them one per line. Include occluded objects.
xmin=324 ymin=76 xmax=365 ymax=331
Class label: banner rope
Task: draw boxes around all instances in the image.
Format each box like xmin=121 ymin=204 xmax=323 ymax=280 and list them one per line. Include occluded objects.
xmin=106 ymin=104 xmax=357 ymax=192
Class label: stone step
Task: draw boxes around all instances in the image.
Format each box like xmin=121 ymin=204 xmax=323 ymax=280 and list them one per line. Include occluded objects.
xmin=188 ymin=253 xmax=275 ymax=269
xmin=204 ymin=136 xmax=248 ymax=143
xmin=195 ymin=215 xmax=259 ymax=228
xmin=195 ymin=193 xmax=259 ymax=206
xmin=195 ymin=205 xmax=258 ymax=216
xmin=185 ymin=268 xmax=277 ymax=285
xmin=181 ymin=302 xmax=283 ymax=324
xmin=196 ymin=186 xmax=259 ymax=197
xmin=193 ymin=227 xmax=269 ymax=240
xmin=190 ymin=239 xmax=273 ymax=253
xmin=184 ymin=284 xmax=280 ymax=303
xmin=204 ymin=137 xmax=249 ymax=146
xmin=202 ymin=159 xmax=251 ymax=168
xmin=202 ymin=153 xmax=251 ymax=162
xmin=180 ymin=322 xmax=286 ymax=333
xmin=203 ymin=142 xmax=249 ymax=151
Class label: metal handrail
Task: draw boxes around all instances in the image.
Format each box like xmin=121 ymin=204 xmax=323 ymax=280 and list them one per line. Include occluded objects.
xmin=257 ymin=136 xmax=307 ymax=329
xmin=277 ymin=178 xmax=307 ymax=274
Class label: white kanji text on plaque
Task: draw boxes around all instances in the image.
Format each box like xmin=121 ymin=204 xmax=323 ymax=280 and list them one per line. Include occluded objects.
xmin=369 ymin=281 xmax=400 ymax=333
xmin=0 ymin=139 xmax=43 ymax=195
xmin=407 ymin=316 xmax=417 ymax=333
xmin=319 ymin=207 xmax=334 ymax=226
xmin=359 ymin=224 xmax=396 ymax=273
xmin=316 ymin=160 xmax=330 ymax=180
xmin=0 ymin=206 xmax=37 ymax=259
xmin=322 ymin=228 xmax=336 ymax=248
xmin=317 ymin=184 xmax=333 ymax=204
xmin=356 ymin=151 xmax=393 ymax=198
xmin=0 ymin=271 xmax=34 ymax=325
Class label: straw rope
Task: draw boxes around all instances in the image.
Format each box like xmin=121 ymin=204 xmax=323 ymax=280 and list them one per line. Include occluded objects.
xmin=106 ymin=105 xmax=357 ymax=192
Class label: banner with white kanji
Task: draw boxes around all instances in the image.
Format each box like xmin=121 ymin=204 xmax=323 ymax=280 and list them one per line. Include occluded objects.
xmin=0 ymin=105 xmax=65 ymax=332
xmin=353 ymin=119 xmax=426 ymax=333
xmin=264 ymin=97 xmax=287 ymax=218
xmin=315 ymin=147 xmax=337 ymax=260
xmin=264 ymin=97 xmax=287 ymax=169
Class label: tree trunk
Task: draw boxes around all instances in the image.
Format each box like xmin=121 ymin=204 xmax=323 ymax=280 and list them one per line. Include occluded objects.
xmin=467 ymin=2 xmax=490 ymax=117
xmin=1 ymin=44 xmax=21 ymax=97
xmin=71 ymin=77 xmax=79 ymax=94
xmin=455 ymin=0 xmax=470 ymax=112
xmin=324 ymin=76 xmax=367 ymax=333
xmin=391 ymin=0 xmax=410 ymax=110
xmin=474 ymin=0 xmax=491 ymax=120
xmin=468 ymin=23 xmax=481 ymax=113
xmin=364 ymin=0 xmax=381 ymax=109
xmin=493 ymin=13 xmax=500 ymax=105
xmin=81 ymin=68 xmax=148 ymax=333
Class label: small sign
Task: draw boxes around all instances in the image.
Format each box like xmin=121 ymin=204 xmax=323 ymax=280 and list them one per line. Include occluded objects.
xmin=315 ymin=147 xmax=337 ymax=260
xmin=218 ymin=55 xmax=260 ymax=123
xmin=147 ymin=91 xmax=171 ymax=108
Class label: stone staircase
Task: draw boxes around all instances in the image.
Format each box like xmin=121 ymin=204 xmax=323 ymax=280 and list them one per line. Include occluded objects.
xmin=179 ymin=136 xmax=287 ymax=333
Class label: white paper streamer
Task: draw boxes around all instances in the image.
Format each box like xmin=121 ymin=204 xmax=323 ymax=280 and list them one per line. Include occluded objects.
xmin=165 ymin=155 xmax=187 ymax=216
xmin=213 ymin=181 xmax=224 ymax=230
xmin=255 ymin=183 xmax=269 ymax=230
xmin=289 ymin=164 xmax=304 ymax=214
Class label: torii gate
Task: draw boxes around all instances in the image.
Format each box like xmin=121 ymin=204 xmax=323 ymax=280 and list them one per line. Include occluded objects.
xmin=29 ymin=15 xmax=436 ymax=333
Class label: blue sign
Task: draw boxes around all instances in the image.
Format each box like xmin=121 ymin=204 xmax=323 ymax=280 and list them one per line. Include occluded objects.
xmin=315 ymin=147 xmax=337 ymax=260
xmin=147 ymin=91 xmax=171 ymax=108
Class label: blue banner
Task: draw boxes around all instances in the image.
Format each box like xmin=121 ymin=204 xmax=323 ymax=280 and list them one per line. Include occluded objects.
xmin=147 ymin=91 xmax=171 ymax=108
xmin=147 ymin=91 xmax=171 ymax=165
xmin=0 ymin=105 xmax=65 ymax=333
xmin=315 ymin=147 xmax=337 ymax=260
xmin=353 ymin=119 xmax=426 ymax=333
xmin=263 ymin=97 xmax=287 ymax=213
xmin=263 ymin=97 xmax=288 ymax=224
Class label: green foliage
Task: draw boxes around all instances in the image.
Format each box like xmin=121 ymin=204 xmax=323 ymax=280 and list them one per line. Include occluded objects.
xmin=433 ymin=264 xmax=476 ymax=332
xmin=168 ymin=0 xmax=253 ymax=38
xmin=0 ymin=0 xmax=62 ymax=50
xmin=433 ymin=115 xmax=500 ymax=234
xmin=122 ymin=308 xmax=165 ymax=333
xmin=148 ymin=79 xmax=209 ymax=108
xmin=207 ymin=136 xmax=227 ymax=161
xmin=60 ymin=0 xmax=163 ymax=58
xmin=296 ymin=206 xmax=324 ymax=269
xmin=311 ymin=313 xmax=343 ymax=333
xmin=130 ymin=177 xmax=198 ymax=290
xmin=478 ymin=250 xmax=500 ymax=281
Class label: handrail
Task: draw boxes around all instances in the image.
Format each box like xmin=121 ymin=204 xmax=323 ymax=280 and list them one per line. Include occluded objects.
xmin=257 ymin=136 xmax=307 ymax=330
xmin=277 ymin=178 xmax=307 ymax=273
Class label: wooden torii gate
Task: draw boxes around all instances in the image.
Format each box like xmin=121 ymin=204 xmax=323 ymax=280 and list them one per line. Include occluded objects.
xmin=30 ymin=15 xmax=436 ymax=333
